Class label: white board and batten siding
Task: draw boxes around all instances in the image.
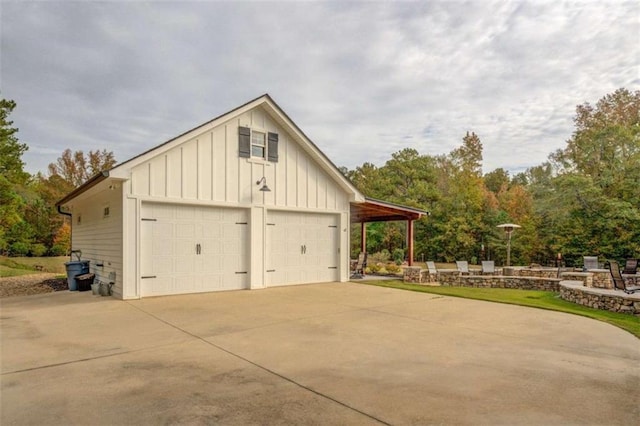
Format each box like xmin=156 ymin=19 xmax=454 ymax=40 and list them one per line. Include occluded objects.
xmin=128 ymin=106 xmax=350 ymax=212
xmin=70 ymin=184 xmax=123 ymax=297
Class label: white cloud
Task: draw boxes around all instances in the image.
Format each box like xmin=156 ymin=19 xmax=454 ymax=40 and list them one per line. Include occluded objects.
xmin=2 ymin=0 xmax=638 ymax=176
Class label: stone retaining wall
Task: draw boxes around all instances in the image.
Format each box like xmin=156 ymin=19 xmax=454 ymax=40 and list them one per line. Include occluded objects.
xmin=437 ymin=273 xmax=560 ymax=292
xmin=561 ymin=272 xmax=592 ymax=287
xmin=401 ymin=267 xmax=640 ymax=316
xmin=560 ymin=282 xmax=640 ymax=316
xmin=402 ymin=267 xmax=436 ymax=284
xmin=513 ymin=268 xmax=558 ymax=279
xmin=403 ymin=267 xmax=422 ymax=283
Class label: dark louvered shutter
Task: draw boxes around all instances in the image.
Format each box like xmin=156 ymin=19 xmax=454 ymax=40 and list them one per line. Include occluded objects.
xmin=267 ymin=132 xmax=279 ymax=162
xmin=239 ymin=127 xmax=251 ymax=158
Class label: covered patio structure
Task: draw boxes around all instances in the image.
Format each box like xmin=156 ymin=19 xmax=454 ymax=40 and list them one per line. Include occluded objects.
xmin=350 ymin=197 xmax=429 ymax=266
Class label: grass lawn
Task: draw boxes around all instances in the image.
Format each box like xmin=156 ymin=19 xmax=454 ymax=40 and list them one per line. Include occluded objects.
xmin=0 ymin=256 xmax=68 ymax=277
xmin=360 ymin=279 xmax=640 ymax=339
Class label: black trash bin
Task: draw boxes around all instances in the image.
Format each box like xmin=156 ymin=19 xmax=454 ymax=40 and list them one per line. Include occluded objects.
xmin=75 ymin=273 xmax=95 ymax=292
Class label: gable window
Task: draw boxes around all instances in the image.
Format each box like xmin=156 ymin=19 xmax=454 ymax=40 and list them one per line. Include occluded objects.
xmin=238 ymin=126 xmax=278 ymax=162
xmin=251 ymin=131 xmax=266 ymax=159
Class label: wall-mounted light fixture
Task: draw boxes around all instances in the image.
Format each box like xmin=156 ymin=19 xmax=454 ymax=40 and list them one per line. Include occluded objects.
xmin=256 ymin=177 xmax=271 ymax=192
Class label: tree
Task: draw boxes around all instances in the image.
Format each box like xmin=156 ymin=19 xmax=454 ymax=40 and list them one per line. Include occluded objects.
xmin=484 ymin=168 xmax=510 ymax=194
xmin=535 ymin=88 xmax=640 ymax=263
xmin=48 ymin=148 xmax=116 ymax=188
xmin=451 ymin=131 xmax=483 ymax=176
xmin=0 ymin=99 xmax=31 ymax=254
xmin=424 ymin=133 xmax=491 ymax=262
xmin=0 ymin=99 xmax=29 ymax=184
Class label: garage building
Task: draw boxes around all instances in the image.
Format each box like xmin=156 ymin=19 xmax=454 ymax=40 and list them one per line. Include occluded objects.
xmin=57 ymin=94 xmax=425 ymax=299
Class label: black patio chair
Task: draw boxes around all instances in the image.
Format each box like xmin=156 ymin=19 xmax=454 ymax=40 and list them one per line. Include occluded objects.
xmin=607 ymin=260 xmax=640 ymax=294
xmin=622 ymin=259 xmax=638 ymax=275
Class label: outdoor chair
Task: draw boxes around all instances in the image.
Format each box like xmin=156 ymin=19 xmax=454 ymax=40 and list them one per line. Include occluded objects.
xmin=607 ymin=260 xmax=640 ymax=294
xmin=456 ymin=261 xmax=470 ymax=275
xmin=351 ymin=252 xmax=367 ymax=279
xmin=583 ymin=256 xmax=599 ymax=271
xmin=481 ymin=260 xmax=495 ymax=275
xmin=426 ymin=261 xmax=438 ymax=282
xmin=622 ymin=259 xmax=638 ymax=275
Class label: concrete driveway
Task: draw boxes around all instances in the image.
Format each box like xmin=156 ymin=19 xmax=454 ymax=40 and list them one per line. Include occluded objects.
xmin=1 ymin=283 xmax=639 ymax=425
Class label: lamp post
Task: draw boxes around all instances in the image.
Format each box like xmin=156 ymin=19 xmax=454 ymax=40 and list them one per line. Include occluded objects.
xmin=497 ymin=223 xmax=521 ymax=266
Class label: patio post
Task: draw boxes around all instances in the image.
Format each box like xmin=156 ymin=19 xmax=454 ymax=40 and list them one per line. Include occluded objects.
xmin=407 ymin=219 xmax=414 ymax=266
xmin=360 ymin=222 xmax=367 ymax=254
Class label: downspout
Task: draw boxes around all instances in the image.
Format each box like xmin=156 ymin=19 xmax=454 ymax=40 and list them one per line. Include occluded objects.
xmin=57 ymin=205 xmax=73 ymax=261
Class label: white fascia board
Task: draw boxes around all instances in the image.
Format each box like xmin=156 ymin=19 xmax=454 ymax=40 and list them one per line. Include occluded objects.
xmin=261 ymin=99 xmax=365 ymax=203
xmin=108 ymin=96 xmax=269 ymax=178
xmin=107 ymin=94 xmax=365 ymax=203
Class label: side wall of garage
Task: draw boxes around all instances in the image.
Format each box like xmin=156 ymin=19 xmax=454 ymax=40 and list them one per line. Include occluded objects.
xmin=69 ymin=182 xmax=124 ymax=298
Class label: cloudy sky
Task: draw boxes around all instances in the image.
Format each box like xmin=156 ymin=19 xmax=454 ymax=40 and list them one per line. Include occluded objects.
xmin=2 ymin=1 xmax=638 ymax=176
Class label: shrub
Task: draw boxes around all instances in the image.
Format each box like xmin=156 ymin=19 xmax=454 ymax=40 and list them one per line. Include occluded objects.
xmin=377 ymin=266 xmax=388 ymax=275
xmin=368 ymin=263 xmax=381 ymax=273
xmin=392 ymin=248 xmax=405 ymax=265
xmin=49 ymin=244 xmax=68 ymax=256
xmin=29 ymin=243 xmax=47 ymax=257
xmin=369 ymin=251 xmax=390 ymax=264
xmin=9 ymin=242 xmax=30 ymax=257
xmin=386 ymin=263 xmax=402 ymax=274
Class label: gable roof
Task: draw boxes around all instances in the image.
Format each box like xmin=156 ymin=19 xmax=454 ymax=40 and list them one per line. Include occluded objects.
xmin=107 ymin=93 xmax=364 ymax=201
xmin=59 ymin=94 xmax=364 ymax=206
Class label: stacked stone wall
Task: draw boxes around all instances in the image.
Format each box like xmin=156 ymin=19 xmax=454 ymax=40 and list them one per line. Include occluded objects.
xmin=438 ymin=274 xmax=560 ymax=292
xmin=401 ymin=267 xmax=639 ymax=316
xmin=560 ymin=283 xmax=640 ymax=316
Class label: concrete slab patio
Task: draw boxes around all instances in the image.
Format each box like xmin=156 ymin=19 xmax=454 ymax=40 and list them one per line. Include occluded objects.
xmin=1 ymin=282 xmax=639 ymax=425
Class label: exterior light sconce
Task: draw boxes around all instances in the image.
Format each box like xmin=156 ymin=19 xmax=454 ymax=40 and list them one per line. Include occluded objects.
xmin=256 ymin=177 xmax=271 ymax=192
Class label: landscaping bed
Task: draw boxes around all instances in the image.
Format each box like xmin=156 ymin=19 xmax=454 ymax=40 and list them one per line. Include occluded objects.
xmin=0 ymin=273 xmax=68 ymax=298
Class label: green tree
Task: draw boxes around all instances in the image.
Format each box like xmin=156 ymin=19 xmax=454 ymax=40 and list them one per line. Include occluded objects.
xmin=0 ymin=99 xmax=31 ymax=254
xmin=536 ymin=88 xmax=640 ymax=263
xmin=484 ymin=168 xmax=510 ymax=194
xmin=0 ymin=99 xmax=28 ymax=184
xmin=425 ymin=133 xmax=491 ymax=262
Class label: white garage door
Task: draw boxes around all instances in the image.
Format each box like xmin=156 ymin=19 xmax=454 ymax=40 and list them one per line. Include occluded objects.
xmin=140 ymin=203 xmax=249 ymax=297
xmin=266 ymin=211 xmax=339 ymax=286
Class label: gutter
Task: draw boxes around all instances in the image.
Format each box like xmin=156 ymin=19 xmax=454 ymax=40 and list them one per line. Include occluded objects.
xmin=55 ymin=171 xmax=110 ymax=208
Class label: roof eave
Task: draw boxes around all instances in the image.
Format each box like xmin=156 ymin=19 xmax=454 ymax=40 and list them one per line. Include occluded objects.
xmin=55 ymin=171 xmax=110 ymax=207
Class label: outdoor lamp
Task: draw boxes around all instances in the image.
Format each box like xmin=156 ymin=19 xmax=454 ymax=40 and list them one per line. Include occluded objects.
xmin=256 ymin=177 xmax=271 ymax=192
xmin=497 ymin=223 xmax=521 ymax=266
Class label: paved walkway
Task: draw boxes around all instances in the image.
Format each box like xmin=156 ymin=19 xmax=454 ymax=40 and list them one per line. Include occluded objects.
xmin=2 ymin=282 xmax=639 ymax=425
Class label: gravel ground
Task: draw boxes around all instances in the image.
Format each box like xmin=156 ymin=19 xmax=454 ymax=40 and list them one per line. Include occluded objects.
xmin=0 ymin=273 xmax=68 ymax=298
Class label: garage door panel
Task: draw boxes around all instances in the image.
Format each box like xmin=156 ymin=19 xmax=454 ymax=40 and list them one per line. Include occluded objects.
xmin=141 ymin=203 xmax=248 ymax=297
xmin=202 ymin=224 xmax=221 ymax=239
xmin=267 ymin=211 xmax=339 ymax=287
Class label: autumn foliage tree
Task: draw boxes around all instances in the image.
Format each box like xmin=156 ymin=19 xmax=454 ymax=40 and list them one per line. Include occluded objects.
xmin=0 ymin=98 xmax=117 ymax=256
xmin=345 ymin=88 xmax=638 ymax=266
